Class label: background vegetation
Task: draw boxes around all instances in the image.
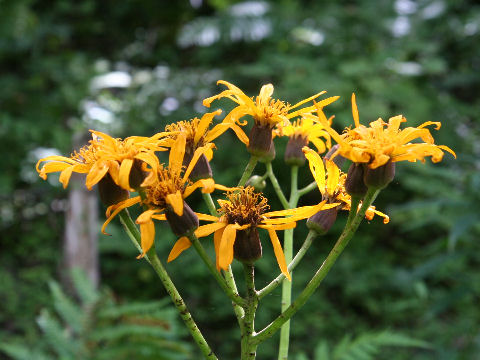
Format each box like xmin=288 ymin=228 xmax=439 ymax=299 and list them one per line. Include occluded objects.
xmin=1 ymin=0 xmax=479 ymax=359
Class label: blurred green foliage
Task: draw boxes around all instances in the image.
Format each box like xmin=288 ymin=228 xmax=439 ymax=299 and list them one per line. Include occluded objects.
xmin=1 ymin=0 xmax=479 ymax=359
xmin=0 ymin=269 xmax=192 ymax=359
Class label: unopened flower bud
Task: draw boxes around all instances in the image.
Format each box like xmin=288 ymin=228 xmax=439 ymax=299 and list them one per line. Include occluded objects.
xmin=345 ymin=163 xmax=368 ymax=198
xmin=245 ymin=175 xmax=267 ymax=191
xmin=233 ymin=227 xmax=262 ymax=264
xmin=285 ymin=136 xmax=308 ymax=166
xmin=165 ymin=202 xmax=199 ymax=237
xmin=325 ymin=144 xmax=346 ymax=168
xmin=306 ymin=208 xmax=338 ymax=235
xmin=98 ymin=173 xmax=129 ymax=206
xmin=363 ymin=161 xmax=395 ymax=189
xmin=129 ymin=159 xmax=147 ymax=189
xmin=248 ymin=124 xmax=275 ymax=161
xmin=183 ymin=151 xmax=212 ymax=181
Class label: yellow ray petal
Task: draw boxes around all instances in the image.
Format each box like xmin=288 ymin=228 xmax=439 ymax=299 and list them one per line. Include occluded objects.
xmin=169 ymin=133 xmax=186 ymax=175
xmin=136 ymin=209 xmax=161 ymax=224
xmin=267 ymin=228 xmax=291 ymax=281
xmin=118 ymin=158 xmax=134 ymax=190
xmin=167 ymin=236 xmax=192 ymax=262
xmin=194 ymin=110 xmax=222 ymax=145
xmin=290 ymin=91 xmax=327 ymax=110
xmin=195 ymin=213 xmax=220 ymax=221
xmin=303 ymin=147 xmax=326 ymax=195
xmin=85 ymin=161 xmax=110 ymax=190
xmin=258 ymin=222 xmax=296 ymax=230
xmin=58 ymin=166 xmax=76 ymax=189
xmin=166 ymin=190 xmax=184 ymax=216
xmin=325 ymin=159 xmax=340 ymax=196
xmin=195 ymin=222 xmax=226 ymax=238
xmin=214 ymin=227 xmax=226 ymax=270
xmin=218 ymin=224 xmax=239 ymax=270
xmin=183 ymin=143 xmax=215 ymax=181
xmin=351 ymin=93 xmax=360 ymax=128
xmin=101 ymin=196 xmax=141 ymax=235
xmin=137 ymin=219 xmax=155 ymax=258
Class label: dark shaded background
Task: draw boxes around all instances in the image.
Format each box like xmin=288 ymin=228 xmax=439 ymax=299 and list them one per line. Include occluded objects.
xmin=1 ymin=0 xmax=479 ymax=359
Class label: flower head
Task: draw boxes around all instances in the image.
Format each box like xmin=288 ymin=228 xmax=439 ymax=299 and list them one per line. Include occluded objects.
xmin=303 ymin=147 xmax=389 ymax=223
xmin=162 ymin=110 xmax=249 ymax=180
xmin=316 ymin=94 xmax=456 ymax=169
xmin=36 ymin=131 xmax=165 ymax=191
xmin=167 ymin=186 xmax=338 ymax=279
xmin=101 ymin=133 xmax=229 ymax=257
xmin=203 ymin=80 xmax=335 ymax=130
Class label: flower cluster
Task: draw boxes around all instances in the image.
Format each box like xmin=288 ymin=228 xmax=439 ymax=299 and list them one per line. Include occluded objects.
xmin=36 ymin=80 xmax=455 ymax=276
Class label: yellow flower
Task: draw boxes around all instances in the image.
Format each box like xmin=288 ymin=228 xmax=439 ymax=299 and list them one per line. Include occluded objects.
xmin=276 ymin=116 xmax=333 ymax=154
xmin=167 ymin=187 xmax=339 ymax=280
xmin=163 ymin=109 xmax=249 ymax=154
xmin=203 ymin=80 xmax=337 ymax=132
xmin=315 ymin=94 xmax=456 ymax=169
xmin=36 ymin=130 xmax=166 ymax=191
xmin=303 ymin=147 xmax=389 ymax=223
xmin=101 ymin=133 xmax=230 ymax=257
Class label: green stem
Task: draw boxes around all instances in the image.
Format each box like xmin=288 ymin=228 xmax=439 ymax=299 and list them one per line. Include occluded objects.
xmin=224 ymin=266 xmax=246 ymax=326
xmin=278 ymin=165 xmax=298 ymax=360
xmin=346 ymin=196 xmax=361 ymax=228
xmin=297 ymin=181 xmax=317 ymax=197
xmin=188 ymin=233 xmax=246 ymax=308
xmin=253 ymin=188 xmax=380 ymax=345
xmin=241 ymin=263 xmax=259 ymax=360
xmin=202 ymin=192 xmax=219 ymax=216
xmin=266 ymin=162 xmax=289 ymax=209
xmin=238 ymin=156 xmax=258 ymax=187
xmin=258 ymin=231 xmax=316 ymax=300
xmin=118 ymin=210 xmax=217 ymax=360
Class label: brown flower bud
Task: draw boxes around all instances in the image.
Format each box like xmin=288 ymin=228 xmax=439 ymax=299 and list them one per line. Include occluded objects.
xmin=165 ymin=202 xmax=199 ymax=237
xmin=183 ymin=151 xmax=213 ymax=182
xmin=129 ymin=159 xmax=147 ymax=189
xmin=233 ymin=227 xmax=262 ymax=264
xmin=345 ymin=163 xmax=368 ymax=198
xmin=98 ymin=173 xmax=129 ymax=206
xmin=248 ymin=123 xmax=275 ymax=161
xmin=285 ymin=136 xmax=308 ymax=166
xmin=306 ymin=207 xmax=339 ymax=235
xmin=363 ymin=160 xmax=395 ymax=189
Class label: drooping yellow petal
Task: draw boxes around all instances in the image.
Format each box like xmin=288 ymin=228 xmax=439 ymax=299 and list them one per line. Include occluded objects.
xmin=167 ymin=236 xmax=192 ymax=262
xmin=58 ymin=166 xmax=76 ymax=189
xmin=101 ymin=196 xmax=141 ymax=235
xmin=85 ymin=161 xmax=110 ymax=190
xmin=303 ymin=147 xmax=326 ymax=195
xmin=267 ymin=228 xmax=291 ymax=281
xmin=136 ymin=209 xmax=161 ymax=224
xmin=137 ymin=219 xmax=155 ymax=258
xmin=183 ymin=143 xmax=215 ymax=181
xmin=213 ymin=227 xmax=226 ymax=270
xmin=118 ymin=158 xmax=134 ymax=190
xmin=218 ymin=224 xmax=239 ymax=270
xmin=169 ymin=133 xmax=186 ymax=175
xmin=166 ymin=190 xmax=184 ymax=216
xmin=325 ymin=159 xmax=340 ymax=196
